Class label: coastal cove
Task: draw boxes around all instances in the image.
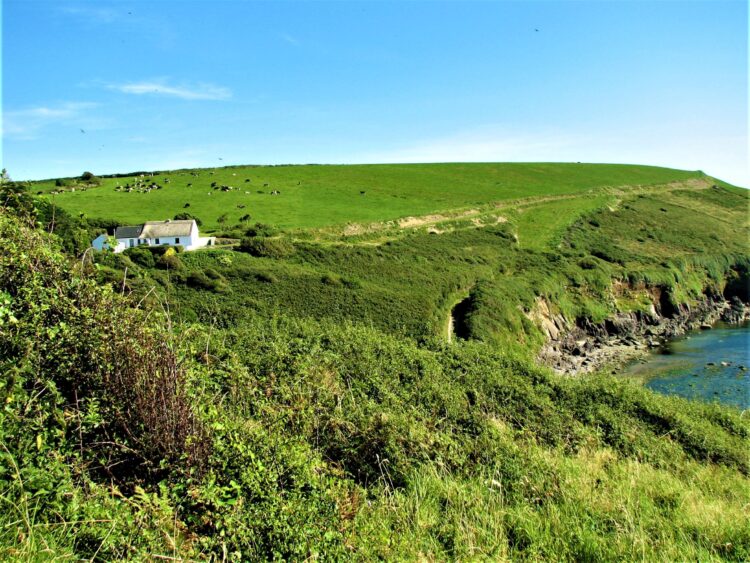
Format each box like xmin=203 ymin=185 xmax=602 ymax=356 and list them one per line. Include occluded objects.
xmin=622 ymin=322 xmax=750 ymax=410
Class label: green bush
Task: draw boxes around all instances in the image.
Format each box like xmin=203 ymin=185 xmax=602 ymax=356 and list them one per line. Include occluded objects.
xmin=156 ymin=253 xmax=183 ymax=270
xmin=238 ymin=237 xmax=295 ymax=258
xmin=173 ymin=212 xmax=202 ymax=226
xmin=244 ymin=222 xmax=277 ymax=238
xmin=185 ymin=271 xmax=225 ymax=291
xmin=123 ymin=246 xmax=156 ymax=268
xmin=321 ymin=273 xmax=342 ymax=286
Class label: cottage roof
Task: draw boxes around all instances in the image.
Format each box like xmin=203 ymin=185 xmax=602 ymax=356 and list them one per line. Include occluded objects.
xmin=139 ymin=220 xmax=195 ymax=238
xmin=114 ymin=225 xmax=143 ymax=239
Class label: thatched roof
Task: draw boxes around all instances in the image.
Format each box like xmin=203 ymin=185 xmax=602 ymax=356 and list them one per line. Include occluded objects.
xmin=114 ymin=220 xmax=195 ymax=240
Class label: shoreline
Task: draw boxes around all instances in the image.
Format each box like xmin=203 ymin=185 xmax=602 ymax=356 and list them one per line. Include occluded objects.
xmin=538 ymin=295 xmax=749 ymax=376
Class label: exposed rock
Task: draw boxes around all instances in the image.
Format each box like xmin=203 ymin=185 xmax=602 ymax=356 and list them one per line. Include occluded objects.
xmin=536 ymin=286 xmax=749 ymax=375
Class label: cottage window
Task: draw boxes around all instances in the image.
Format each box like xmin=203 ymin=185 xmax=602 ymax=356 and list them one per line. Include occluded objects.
xmin=175 ymin=238 xmax=180 ymax=244
xmin=155 ymin=238 xmax=160 ymax=244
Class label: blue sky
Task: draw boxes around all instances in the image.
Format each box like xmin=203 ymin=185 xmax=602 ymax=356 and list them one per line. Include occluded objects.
xmin=2 ymin=0 xmax=747 ymax=186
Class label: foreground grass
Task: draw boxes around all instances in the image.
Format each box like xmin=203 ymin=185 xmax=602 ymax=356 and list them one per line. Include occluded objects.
xmin=356 ymin=450 xmax=750 ymax=561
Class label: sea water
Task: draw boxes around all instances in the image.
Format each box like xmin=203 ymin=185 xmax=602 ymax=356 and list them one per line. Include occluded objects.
xmin=622 ymin=322 xmax=750 ymax=410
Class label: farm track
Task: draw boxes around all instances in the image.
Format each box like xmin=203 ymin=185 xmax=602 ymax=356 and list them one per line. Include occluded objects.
xmin=304 ymin=178 xmax=715 ymax=247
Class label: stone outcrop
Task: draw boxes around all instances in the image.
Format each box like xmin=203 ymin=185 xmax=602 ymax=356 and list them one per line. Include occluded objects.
xmin=536 ymin=288 xmax=749 ymax=375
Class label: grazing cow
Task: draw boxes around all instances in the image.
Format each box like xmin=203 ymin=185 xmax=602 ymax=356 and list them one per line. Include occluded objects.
xmin=263 ymin=183 xmax=269 ymax=187
xmin=245 ymin=179 xmax=250 ymax=182
xmin=184 ymin=203 xmax=191 ymax=208
xmin=187 ymin=183 xmax=192 ymax=186
xmin=360 ymin=191 xmax=366 ymax=195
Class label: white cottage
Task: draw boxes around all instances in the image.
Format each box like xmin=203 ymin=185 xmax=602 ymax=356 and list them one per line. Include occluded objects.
xmin=92 ymin=219 xmax=214 ymax=253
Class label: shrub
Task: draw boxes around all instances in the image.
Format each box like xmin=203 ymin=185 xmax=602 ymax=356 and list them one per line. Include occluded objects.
xmin=343 ymin=277 xmax=361 ymax=289
xmin=157 ymin=253 xmax=183 ymax=271
xmin=80 ymin=171 xmax=101 ymax=185
xmin=255 ymin=271 xmax=278 ymax=283
xmin=173 ymin=212 xmax=202 ymax=227
xmin=321 ymin=273 xmax=342 ymax=286
xmin=238 ymin=237 xmax=294 ymax=258
xmin=0 ymin=213 xmax=210 ymax=483
xmin=244 ymin=222 xmax=277 ymax=238
xmin=124 ymin=246 xmax=156 ymax=268
xmin=217 ymin=253 xmax=233 ymax=266
xmin=185 ymin=271 xmax=224 ymax=291
xmin=204 ymin=268 xmax=223 ymax=280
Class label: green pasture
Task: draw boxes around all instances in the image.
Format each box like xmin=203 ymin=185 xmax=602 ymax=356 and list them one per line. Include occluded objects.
xmin=33 ymin=162 xmax=705 ymax=231
xmin=510 ymin=195 xmax=613 ymax=251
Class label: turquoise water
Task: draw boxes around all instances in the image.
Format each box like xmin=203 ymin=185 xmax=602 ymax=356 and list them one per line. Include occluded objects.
xmin=622 ymin=322 xmax=750 ymax=410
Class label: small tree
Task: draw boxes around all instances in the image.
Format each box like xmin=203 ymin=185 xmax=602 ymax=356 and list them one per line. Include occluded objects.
xmin=173 ymin=212 xmax=202 ymax=227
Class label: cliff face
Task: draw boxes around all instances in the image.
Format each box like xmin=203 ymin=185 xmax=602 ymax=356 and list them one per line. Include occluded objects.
xmin=536 ymin=282 xmax=749 ymax=375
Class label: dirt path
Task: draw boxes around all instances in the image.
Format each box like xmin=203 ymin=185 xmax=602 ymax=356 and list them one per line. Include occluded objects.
xmin=301 ymin=178 xmax=715 ymax=246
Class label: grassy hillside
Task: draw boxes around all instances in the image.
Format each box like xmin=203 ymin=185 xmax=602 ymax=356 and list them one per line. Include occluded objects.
xmin=32 ymin=162 xmax=707 ymax=231
xmin=3 ymin=165 xmax=749 ymax=559
xmin=1 ymin=209 xmax=749 ymax=560
xmin=88 ymin=178 xmax=746 ymax=355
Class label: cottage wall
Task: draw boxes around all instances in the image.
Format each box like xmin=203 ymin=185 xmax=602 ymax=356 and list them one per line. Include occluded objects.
xmin=93 ymin=220 xmax=203 ymax=253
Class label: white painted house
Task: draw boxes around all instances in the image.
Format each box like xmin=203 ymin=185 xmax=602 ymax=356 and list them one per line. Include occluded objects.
xmin=92 ymin=219 xmax=215 ymax=253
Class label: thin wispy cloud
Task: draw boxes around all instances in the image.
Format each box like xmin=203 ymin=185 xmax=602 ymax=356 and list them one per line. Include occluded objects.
xmin=60 ymin=5 xmax=124 ymax=24
xmin=281 ymin=33 xmax=301 ymax=46
xmin=355 ymin=127 xmax=584 ymax=164
xmin=3 ymin=102 xmax=99 ymax=139
xmin=108 ymin=80 xmax=232 ymax=101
